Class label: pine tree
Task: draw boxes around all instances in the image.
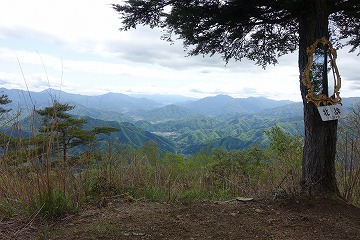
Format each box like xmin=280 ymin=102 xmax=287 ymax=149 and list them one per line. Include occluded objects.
xmin=112 ymin=0 xmax=360 ymax=196
xmin=0 ymin=93 xmax=12 ymax=149
xmin=0 ymin=93 xmax=11 ymax=115
xmin=36 ymin=101 xmax=118 ymax=162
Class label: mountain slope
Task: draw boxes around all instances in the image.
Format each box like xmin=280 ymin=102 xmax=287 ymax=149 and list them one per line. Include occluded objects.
xmin=4 ymin=112 xmax=175 ymax=153
xmin=138 ymin=104 xmax=200 ymax=122
xmin=83 ymin=117 xmax=176 ymax=152
xmin=0 ymin=88 xmax=163 ymax=117
xmin=180 ymin=95 xmax=294 ymax=117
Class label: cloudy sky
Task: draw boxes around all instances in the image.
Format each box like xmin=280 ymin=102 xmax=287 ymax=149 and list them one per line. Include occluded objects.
xmin=0 ymin=0 xmax=359 ymax=102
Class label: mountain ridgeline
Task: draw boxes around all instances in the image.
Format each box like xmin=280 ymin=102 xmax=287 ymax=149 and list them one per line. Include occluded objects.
xmin=1 ymin=88 xmax=358 ymax=154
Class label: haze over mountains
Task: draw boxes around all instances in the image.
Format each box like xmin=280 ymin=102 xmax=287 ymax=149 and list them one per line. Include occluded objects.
xmin=1 ymin=87 xmax=359 ymax=154
xmin=1 ymin=88 xmax=296 ymax=120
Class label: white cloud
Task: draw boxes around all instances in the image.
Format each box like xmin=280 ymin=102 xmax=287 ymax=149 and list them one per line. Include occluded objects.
xmin=0 ymin=0 xmax=358 ymax=103
xmin=0 ymin=46 xmax=309 ymax=102
xmin=0 ymin=1 xmax=121 ymax=41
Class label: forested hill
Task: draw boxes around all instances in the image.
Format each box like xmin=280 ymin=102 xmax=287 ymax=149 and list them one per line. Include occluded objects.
xmin=1 ymin=88 xmax=359 ymax=154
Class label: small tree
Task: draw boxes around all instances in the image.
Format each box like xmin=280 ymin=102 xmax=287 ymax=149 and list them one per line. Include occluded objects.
xmin=36 ymin=101 xmax=118 ymax=162
xmin=0 ymin=93 xmax=11 ymax=115
xmin=0 ymin=94 xmax=12 ymax=155
xmin=265 ymin=126 xmax=303 ymax=194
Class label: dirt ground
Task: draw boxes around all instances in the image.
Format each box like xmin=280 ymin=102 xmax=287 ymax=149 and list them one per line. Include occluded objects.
xmin=2 ymin=196 xmax=360 ymax=240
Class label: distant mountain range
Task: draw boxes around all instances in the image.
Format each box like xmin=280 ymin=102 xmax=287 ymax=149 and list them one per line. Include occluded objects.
xmin=1 ymin=87 xmax=299 ymax=121
xmin=1 ymin=87 xmax=359 ymax=154
xmin=178 ymin=94 xmax=293 ymax=117
xmin=1 ymin=88 xmax=161 ymax=118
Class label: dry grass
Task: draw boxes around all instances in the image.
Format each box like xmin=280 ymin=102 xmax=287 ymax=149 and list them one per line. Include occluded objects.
xmin=0 ymin=106 xmax=359 ymax=220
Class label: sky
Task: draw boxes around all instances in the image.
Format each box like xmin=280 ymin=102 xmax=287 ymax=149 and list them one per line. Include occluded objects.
xmin=0 ymin=1 xmax=359 ymax=102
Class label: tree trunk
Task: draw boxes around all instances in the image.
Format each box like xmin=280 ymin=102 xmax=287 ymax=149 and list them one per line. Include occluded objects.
xmin=298 ymin=0 xmax=340 ymax=196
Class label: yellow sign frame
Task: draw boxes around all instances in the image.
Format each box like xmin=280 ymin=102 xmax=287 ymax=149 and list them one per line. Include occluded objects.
xmin=302 ymin=37 xmax=342 ymax=106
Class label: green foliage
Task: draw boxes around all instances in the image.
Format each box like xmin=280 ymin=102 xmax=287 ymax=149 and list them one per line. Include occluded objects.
xmin=139 ymin=104 xmax=197 ymax=121
xmin=0 ymin=199 xmax=14 ymax=217
xmin=139 ymin=141 xmax=161 ymax=166
xmin=35 ymin=190 xmax=78 ymax=218
xmin=209 ymin=146 xmax=268 ymax=195
xmin=0 ymin=93 xmax=13 ymax=150
xmin=141 ymin=186 xmax=168 ymax=201
xmin=177 ymin=190 xmax=208 ymax=203
xmin=337 ymin=102 xmax=360 ymax=206
xmin=36 ymin=101 xmax=118 ymax=161
xmin=83 ymin=172 xmax=115 ymax=199
xmin=0 ymin=93 xmax=11 ymax=115
xmin=143 ymin=115 xmax=303 ymax=154
xmin=101 ymin=121 xmax=175 ymax=152
xmin=114 ymin=1 xmax=359 ymax=68
xmin=71 ymin=127 xmax=305 ymax=203
xmin=265 ymin=126 xmax=303 ymax=195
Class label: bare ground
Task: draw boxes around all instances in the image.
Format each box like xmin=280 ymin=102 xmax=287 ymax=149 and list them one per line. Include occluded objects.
xmin=2 ymin=196 xmax=360 ymax=240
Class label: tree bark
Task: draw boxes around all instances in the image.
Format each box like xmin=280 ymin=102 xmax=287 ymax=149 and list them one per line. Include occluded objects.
xmin=298 ymin=0 xmax=340 ymax=196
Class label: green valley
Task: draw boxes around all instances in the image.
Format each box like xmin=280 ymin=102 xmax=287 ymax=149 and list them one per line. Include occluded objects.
xmin=1 ymin=88 xmax=358 ymax=155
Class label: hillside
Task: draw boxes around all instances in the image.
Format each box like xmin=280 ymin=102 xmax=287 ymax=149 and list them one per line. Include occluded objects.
xmin=140 ymin=115 xmax=303 ymax=154
xmin=83 ymin=117 xmax=176 ymax=152
xmin=0 ymin=88 xmax=162 ymax=119
xmin=1 ymin=88 xmax=359 ymax=154
xmin=5 ymin=113 xmax=175 ymax=153
xmin=179 ymin=94 xmax=293 ymax=117
xmin=137 ymin=104 xmax=201 ymax=122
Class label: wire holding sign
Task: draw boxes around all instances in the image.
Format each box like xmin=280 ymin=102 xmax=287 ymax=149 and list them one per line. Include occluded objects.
xmin=317 ymin=104 xmax=343 ymax=121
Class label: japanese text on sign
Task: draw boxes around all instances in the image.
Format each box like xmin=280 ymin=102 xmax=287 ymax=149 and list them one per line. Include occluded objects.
xmin=317 ymin=104 xmax=342 ymax=121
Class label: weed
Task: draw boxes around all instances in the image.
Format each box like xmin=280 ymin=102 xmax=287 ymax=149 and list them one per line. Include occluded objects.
xmin=36 ymin=224 xmax=50 ymax=240
xmin=0 ymin=199 xmax=14 ymax=217
xmin=141 ymin=186 xmax=168 ymax=201
xmin=31 ymin=190 xmax=78 ymax=218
